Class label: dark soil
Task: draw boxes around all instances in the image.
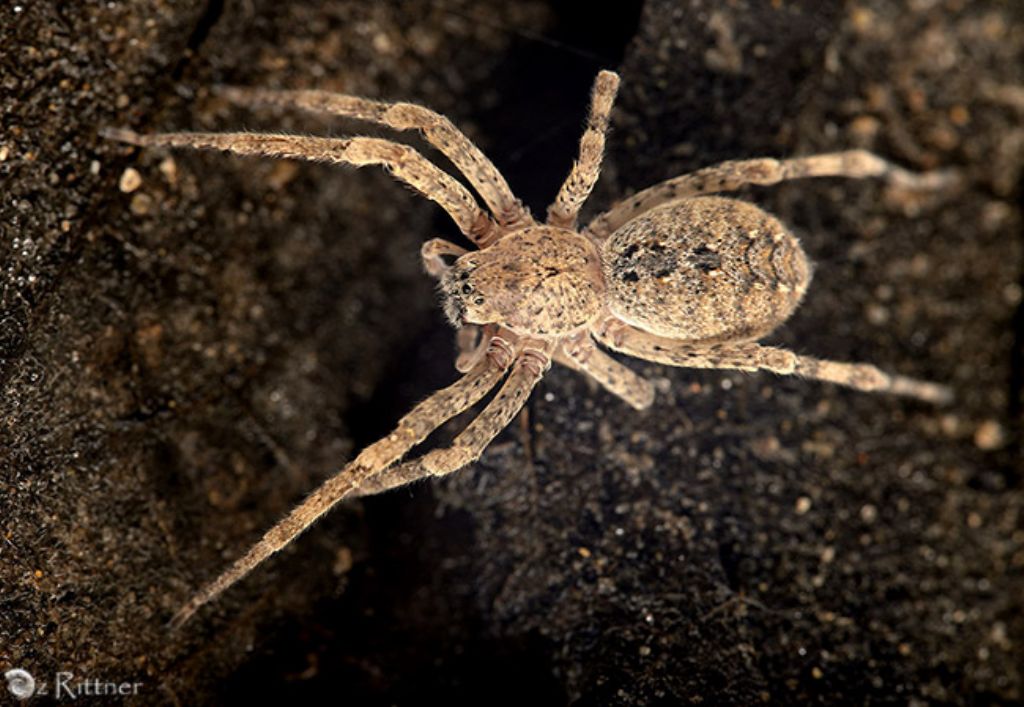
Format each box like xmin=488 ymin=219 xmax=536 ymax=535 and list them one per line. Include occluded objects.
xmin=1 ymin=0 xmax=1022 ymax=704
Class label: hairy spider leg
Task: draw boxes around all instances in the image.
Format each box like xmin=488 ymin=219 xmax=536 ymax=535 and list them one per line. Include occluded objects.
xmin=168 ymin=336 xmax=518 ymax=628
xmin=102 ymin=129 xmax=498 ymax=244
xmin=547 ymin=70 xmax=620 ymax=230
xmin=557 ymin=332 xmax=654 ymax=410
xmin=218 ymin=86 xmax=532 ymax=233
xmin=593 ymin=317 xmax=952 ymax=404
xmin=586 ymin=149 xmax=960 ymax=239
xmin=353 ymin=344 xmax=552 ymax=498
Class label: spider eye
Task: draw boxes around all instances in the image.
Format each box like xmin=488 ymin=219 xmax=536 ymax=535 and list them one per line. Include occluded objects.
xmin=473 ymin=296 xmax=485 ymax=305
xmin=461 ymin=283 xmax=474 ymax=295
xmin=459 ymin=271 xmax=471 ymax=281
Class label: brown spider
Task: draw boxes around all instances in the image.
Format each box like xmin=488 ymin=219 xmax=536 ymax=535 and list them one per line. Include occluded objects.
xmin=103 ymin=70 xmax=954 ymax=628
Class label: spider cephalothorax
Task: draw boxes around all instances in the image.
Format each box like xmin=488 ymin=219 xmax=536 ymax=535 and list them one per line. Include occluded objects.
xmin=105 ymin=70 xmax=954 ymax=628
xmin=442 ymin=225 xmax=605 ymax=336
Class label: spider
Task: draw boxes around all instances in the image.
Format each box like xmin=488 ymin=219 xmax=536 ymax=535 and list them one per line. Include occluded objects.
xmin=103 ymin=70 xmax=954 ymax=628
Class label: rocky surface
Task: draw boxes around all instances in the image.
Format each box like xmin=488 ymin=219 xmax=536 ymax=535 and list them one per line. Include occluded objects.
xmin=1 ymin=0 xmax=1021 ymax=704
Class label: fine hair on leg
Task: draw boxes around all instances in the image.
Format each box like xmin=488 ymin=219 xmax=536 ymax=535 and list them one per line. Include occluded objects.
xmin=592 ymin=320 xmax=951 ymax=404
xmin=217 ymin=86 xmax=532 ymax=231
xmin=547 ymin=70 xmax=620 ymax=229
xmin=558 ymin=333 xmax=654 ymax=410
xmin=352 ymin=345 xmax=551 ymax=498
xmin=102 ymin=128 xmax=498 ymax=245
xmin=168 ymin=336 xmax=518 ymax=628
xmin=586 ymin=149 xmax=960 ymax=239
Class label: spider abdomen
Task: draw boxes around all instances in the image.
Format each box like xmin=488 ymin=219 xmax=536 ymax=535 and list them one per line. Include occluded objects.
xmin=601 ymin=196 xmax=811 ymax=342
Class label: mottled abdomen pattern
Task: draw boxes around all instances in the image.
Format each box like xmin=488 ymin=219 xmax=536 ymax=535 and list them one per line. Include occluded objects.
xmin=601 ymin=196 xmax=811 ymax=342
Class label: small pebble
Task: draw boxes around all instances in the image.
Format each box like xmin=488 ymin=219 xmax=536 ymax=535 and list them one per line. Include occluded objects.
xmin=939 ymin=414 xmax=960 ymax=436
xmin=974 ymin=419 xmax=1005 ymax=450
xmin=865 ymin=302 xmax=889 ymax=325
xmin=119 ymin=166 xmax=142 ymax=193
xmin=332 ymin=546 xmax=353 ymax=575
xmin=1003 ymin=282 xmax=1022 ymax=306
xmin=159 ymin=156 xmax=178 ymax=185
xmin=130 ymin=193 xmax=153 ymax=215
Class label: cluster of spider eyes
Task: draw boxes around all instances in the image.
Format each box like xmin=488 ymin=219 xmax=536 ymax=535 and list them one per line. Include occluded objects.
xmin=458 ymin=270 xmax=485 ymax=306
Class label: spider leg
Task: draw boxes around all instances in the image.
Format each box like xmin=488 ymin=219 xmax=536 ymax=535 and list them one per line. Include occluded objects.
xmin=217 ymin=86 xmax=532 ymax=232
xmin=351 ymin=344 xmax=552 ymax=498
xmin=102 ymin=129 xmax=498 ymax=245
xmin=455 ymin=323 xmax=502 ymax=373
xmin=547 ymin=70 xmax=620 ymax=230
xmin=593 ymin=319 xmax=952 ymax=405
xmin=557 ymin=332 xmax=654 ymax=410
xmin=585 ymin=149 xmax=960 ymax=239
xmin=168 ymin=335 xmax=518 ymax=629
xmin=421 ymin=238 xmax=468 ymax=279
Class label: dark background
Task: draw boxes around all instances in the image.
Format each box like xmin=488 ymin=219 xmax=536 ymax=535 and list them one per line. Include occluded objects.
xmin=1 ymin=0 xmax=1022 ymax=704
